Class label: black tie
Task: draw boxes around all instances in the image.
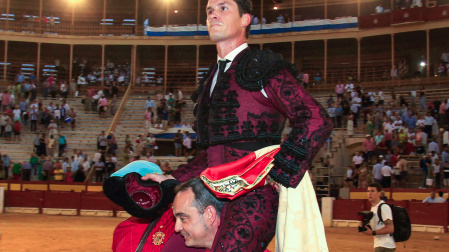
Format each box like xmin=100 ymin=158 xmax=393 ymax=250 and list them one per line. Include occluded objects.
xmin=217 ymin=59 xmax=230 ymax=82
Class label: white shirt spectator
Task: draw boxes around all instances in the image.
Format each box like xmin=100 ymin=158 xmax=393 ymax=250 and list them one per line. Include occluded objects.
xmin=345 ymin=83 xmax=354 ymax=92
xmin=381 ymin=165 xmax=394 ymax=177
xmin=375 ymin=5 xmax=384 ymax=14
xmin=183 ymin=137 xmax=192 ymax=149
xmin=434 ymin=197 xmax=446 ymax=203
xmin=353 ymin=155 xmax=364 ymax=165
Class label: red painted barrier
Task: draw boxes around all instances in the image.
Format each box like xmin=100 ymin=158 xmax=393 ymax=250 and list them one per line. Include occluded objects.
xmin=333 ymin=199 xmax=369 ymax=220
xmin=407 ymin=202 xmax=449 ymax=226
xmin=80 ymin=192 xmax=116 ymax=211
xmin=391 ymin=7 xmax=425 ymax=24
xmin=5 ymin=190 xmax=44 ymax=209
xmin=43 ymin=191 xmax=81 ymax=211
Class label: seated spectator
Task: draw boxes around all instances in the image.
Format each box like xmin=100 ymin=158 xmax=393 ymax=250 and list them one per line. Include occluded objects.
xmin=434 ymin=191 xmax=446 ymax=203
xmin=422 ymin=191 xmax=437 ymax=203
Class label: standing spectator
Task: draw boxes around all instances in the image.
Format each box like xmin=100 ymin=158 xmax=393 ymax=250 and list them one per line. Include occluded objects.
xmin=183 ymin=132 xmax=193 ymax=158
xmin=352 ymin=152 xmax=364 ymax=169
xmin=344 ymin=166 xmax=354 ymax=188
xmin=47 ymin=135 xmax=57 ymax=158
xmin=107 ymin=132 xmax=117 ymax=155
xmin=396 ymin=156 xmax=408 ymax=188
xmin=94 ymin=158 xmax=105 ymax=182
xmin=373 ymin=157 xmax=383 ymax=184
xmin=1 ymin=153 xmax=10 ymax=179
xmin=174 ymin=130 xmax=183 ymax=157
xmin=47 ymin=120 xmax=58 ymax=138
xmin=13 ymin=119 xmax=21 ymax=142
xmin=362 ymin=135 xmax=376 ymax=164
xmin=53 ymin=163 xmax=65 ymax=182
xmin=428 ymin=138 xmax=439 ymax=154
xmin=12 ymin=162 xmax=21 ymax=180
xmin=21 ymin=161 xmax=32 ymax=181
xmin=144 ymin=108 xmax=154 ymax=132
xmin=146 ymin=133 xmax=156 ymax=156
xmin=381 ymin=162 xmax=394 ymax=188
xmin=33 ymin=133 xmax=41 ymax=154
xmin=42 ymin=157 xmax=53 ymax=181
xmin=58 ymin=133 xmax=67 ymax=157
xmin=68 ymin=108 xmax=77 ymax=131
xmin=145 ymin=96 xmax=155 ymax=110
xmin=105 ymin=157 xmax=116 ymax=179
xmin=97 ymin=131 xmax=107 ymax=152
xmin=420 ymin=154 xmax=431 ymax=189
xmin=30 ymin=153 xmax=39 ymax=177
xmin=433 ymin=159 xmax=442 ymax=189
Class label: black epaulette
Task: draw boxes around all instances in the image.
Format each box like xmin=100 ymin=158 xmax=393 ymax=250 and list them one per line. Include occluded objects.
xmin=235 ymin=48 xmax=299 ymax=92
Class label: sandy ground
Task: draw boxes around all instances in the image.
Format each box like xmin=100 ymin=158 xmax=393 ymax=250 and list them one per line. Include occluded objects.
xmin=0 ymin=213 xmax=448 ymax=252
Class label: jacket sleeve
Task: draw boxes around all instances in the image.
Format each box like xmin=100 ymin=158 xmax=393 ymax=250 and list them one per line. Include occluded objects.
xmin=265 ymin=69 xmax=333 ymax=188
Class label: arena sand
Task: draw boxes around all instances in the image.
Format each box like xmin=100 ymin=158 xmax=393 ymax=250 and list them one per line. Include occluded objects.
xmin=0 ymin=213 xmax=447 ymax=252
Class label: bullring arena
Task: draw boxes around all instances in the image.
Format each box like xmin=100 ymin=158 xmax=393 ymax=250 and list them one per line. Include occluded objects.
xmin=1 ymin=0 xmax=449 ymax=251
xmin=1 ymin=214 xmax=448 ymax=251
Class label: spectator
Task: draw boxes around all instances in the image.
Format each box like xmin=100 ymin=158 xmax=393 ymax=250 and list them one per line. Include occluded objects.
xmin=183 ymin=132 xmax=193 ymax=158
xmin=1 ymin=153 xmax=10 ymax=179
xmin=94 ymin=158 xmax=105 ymax=182
xmin=174 ymin=130 xmax=183 ymax=157
xmin=352 ymin=152 xmax=364 ymax=169
xmin=433 ymin=159 xmax=442 ymax=189
xmin=42 ymin=157 xmax=53 ymax=181
xmin=422 ymin=191 xmax=436 ymax=203
xmin=58 ymin=133 xmax=67 ymax=157
xmin=381 ymin=162 xmax=394 ymax=188
xmin=13 ymin=119 xmax=21 ymax=142
xmin=396 ymin=156 xmax=408 ymax=188
xmin=434 ymin=191 xmax=446 ymax=203
xmin=362 ymin=135 xmax=376 ymax=164
xmin=97 ymin=131 xmax=107 ymax=152
xmin=144 ymin=108 xmax=154 ymax=132
xmin=47 ymin=135 xmax=57 ymax=158
xmin=146 ymin=133 xmax=156 ymax=156
xmin=53 ymin=163 xmax=65 ymax=182
xmin=373 ymin=157 xmax=383 ymax=184
xmin=12 ymin=162 xmax=21 ymax=180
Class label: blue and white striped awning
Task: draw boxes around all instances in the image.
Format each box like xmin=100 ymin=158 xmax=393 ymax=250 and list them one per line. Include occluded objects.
xmin=145 ymin=17 xmax=358 ymax=37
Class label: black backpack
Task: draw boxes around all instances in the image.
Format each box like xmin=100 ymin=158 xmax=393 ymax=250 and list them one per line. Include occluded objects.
xmin=378 ymin=203 xmax=411 ymax=242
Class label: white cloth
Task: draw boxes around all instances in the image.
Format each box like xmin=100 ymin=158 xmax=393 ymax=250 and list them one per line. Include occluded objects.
xmin=275 ymin=171 xmax=328 ymax=252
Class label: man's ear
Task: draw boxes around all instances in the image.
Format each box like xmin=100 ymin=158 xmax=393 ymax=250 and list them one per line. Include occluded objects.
xmin=204 ymin=205 xmax=218 ymax=226
xmin=241 ymin=13 xmax=251 ymax=28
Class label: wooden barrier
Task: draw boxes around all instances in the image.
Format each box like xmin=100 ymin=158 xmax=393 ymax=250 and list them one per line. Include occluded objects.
xmin=3 ymin=190 xmax=122 ymax=217
xmin=333 ymin=199 xmax=368 ymax=220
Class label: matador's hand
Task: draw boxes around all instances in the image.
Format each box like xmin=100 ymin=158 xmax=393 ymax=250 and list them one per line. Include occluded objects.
xmin=141 ymin=173 xmax=175 ymax=183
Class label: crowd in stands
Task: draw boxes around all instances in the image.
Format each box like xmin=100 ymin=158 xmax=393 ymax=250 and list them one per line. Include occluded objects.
xmin=375 ymin=0 xmax=430 ymax=14
xmin=75 ymin=58 xmax=131 ymax=86
xmin=332 ymin=80 xmax=449 ymax=190
xmin=143 ymin=89 xmax=188 ymax=130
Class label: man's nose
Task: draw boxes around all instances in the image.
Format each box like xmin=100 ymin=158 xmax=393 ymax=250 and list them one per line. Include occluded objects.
xmin=174 ymin=220 xmax=182 ymax=232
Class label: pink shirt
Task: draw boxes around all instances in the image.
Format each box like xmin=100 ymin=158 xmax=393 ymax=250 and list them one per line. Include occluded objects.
xmin=99 ymin=98 xmax=108 ymax=106
xmin=439 ymin=103 xmax=447 ymax=114
xmin=363 ymin=139 xmax=376 ymax=152
xmin=303 ymin=73 xmax=309 ymax=83
xmin=1 ymin=94 xmax=10 ymax=105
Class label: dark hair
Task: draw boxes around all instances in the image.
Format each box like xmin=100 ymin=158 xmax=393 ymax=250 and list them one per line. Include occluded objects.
xmin=233 ymin=0 xmax=252 ymax=38
xmin=175 ymin=177 xmax=226 ymax=217
xmin=368 ymin=182 xmax=382 ymax=192
xmin=438 ymin=191 xmax=443 ymax=197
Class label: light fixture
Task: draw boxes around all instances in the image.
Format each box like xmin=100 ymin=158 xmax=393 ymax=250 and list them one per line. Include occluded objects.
xmin=174 ymin=10 xmax=178 ymax=13
xmin=274 ymin=6 xmax=278 ymax=10
xmin=420 ymin=61 xmax=426 ymax=67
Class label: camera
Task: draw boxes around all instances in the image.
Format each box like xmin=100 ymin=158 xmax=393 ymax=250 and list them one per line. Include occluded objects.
xmin=357 ymin=211 xmax=373 ymax=232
